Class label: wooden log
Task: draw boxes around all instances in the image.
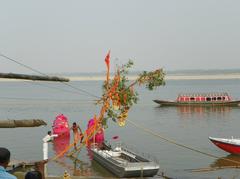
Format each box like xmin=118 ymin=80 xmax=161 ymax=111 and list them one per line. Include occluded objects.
xmin=0 ymin=73 xmax=69 ymax=82
xmin=0 ymin=119 xmax=47 ymax=128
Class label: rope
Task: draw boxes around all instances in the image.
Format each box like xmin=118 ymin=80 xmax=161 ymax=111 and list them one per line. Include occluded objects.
xmin=0 ymin=53 xmax=100 ymax=99
xmin=67 ymin=125 xmax=101 ymax=157
xmin=51 ymin=122 xmax=101 ymax=161
xmin=0 ymin=53 xmax=46 ymax=76
xmin=0 ymin=96 xmax=94 ymax=103
xmin=186 ymin=166 xmax=240 ymax=172
xmin=50 ymin=142 xmax=75 ymax=161
xmin=24 ymin=81 xmax=95 ymax=97
xmin=127 ymin=119 xmax=240 ymax=166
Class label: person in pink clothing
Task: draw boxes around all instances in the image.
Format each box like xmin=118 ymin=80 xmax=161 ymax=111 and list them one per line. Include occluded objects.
xmin=87 ymin=118 xmax=105 ymax=144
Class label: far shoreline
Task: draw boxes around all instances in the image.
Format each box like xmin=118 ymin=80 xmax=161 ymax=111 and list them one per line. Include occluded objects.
xmin=1 ymin=74 xmax=240 ymax=81
xmin=68 ymin=74 xmax=240 ymax=81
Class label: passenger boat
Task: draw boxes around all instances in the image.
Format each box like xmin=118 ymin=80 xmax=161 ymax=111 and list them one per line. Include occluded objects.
xmin=154 ymin=92 xmax=240 ymax=106
xmin=89 ymin=142 xmax=160 ymax=178
xmin=209 ymin=137 xmax=240 ymax=154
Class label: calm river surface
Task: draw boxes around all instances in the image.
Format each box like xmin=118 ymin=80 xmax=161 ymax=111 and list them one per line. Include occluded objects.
xmin=1 ymin=79 xmax=240 ymax=178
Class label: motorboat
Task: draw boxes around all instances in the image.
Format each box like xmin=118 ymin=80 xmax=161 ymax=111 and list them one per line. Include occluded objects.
xmin=209 ymin=136 xmax=240 ymax=154
xmin=89 ymin=142 xmax=160 ymax=178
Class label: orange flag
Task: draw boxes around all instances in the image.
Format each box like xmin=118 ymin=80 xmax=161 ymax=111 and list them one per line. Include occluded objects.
xmin=105 ymin=50 xmax=110 ymax=69
xmin=105 ymin=51 xmax=110 ymax=82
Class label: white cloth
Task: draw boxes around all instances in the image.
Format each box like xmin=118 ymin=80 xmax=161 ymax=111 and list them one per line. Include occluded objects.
xmin=43 ymin=142 xmax=48 ymax=160
xmin=42 ymin=134 xmax=58 ymax=143
xmin=42 ymin=134 xmax=58 ymax=160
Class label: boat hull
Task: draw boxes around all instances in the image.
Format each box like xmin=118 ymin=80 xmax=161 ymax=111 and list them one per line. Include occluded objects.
xmin=153 ymin=100 xmax=240 ymax=106
xmin=90 ymin=144 xmax=159 ymax=178
xmin=209 ymin=137 xmax=240 ymax=154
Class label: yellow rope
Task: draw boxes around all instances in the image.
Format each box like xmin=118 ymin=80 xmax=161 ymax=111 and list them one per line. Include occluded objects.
xmin=128 ymin=119 xmax=240 ymax=166
xmin=50 ymin=142 xmax=75 ymax=161
xmin=67 ymin=126 xmax=101 ymax=157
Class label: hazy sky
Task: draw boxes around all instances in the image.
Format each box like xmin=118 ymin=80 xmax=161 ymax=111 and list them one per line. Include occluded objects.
xmin=0 ymin=1 xmax=240 ymax=74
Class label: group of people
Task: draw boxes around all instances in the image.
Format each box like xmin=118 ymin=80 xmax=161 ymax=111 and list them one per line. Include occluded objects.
xmin=1 ymin=119 xmax=97 ymax=179
xmin=43 ymin=121 xmax=83 ymax=159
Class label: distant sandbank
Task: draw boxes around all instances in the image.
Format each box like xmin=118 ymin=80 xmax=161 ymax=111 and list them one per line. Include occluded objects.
xmin=68 ymin=74 xmax=240 ymax=81
xmin=1 ymin=74 xmax=240 ymax=81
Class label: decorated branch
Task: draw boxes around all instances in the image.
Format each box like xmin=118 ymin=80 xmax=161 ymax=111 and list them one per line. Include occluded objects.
xmin=98 ymin=53 xmax=165 ymax=128
xmin=58 ymin=51 xmax=165 ymax=158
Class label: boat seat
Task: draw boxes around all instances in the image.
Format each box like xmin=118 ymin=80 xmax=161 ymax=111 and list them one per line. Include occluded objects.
xmin=104 ymin=150 xmax=121 ymax=157
xmin=114 ymin=147 xmax=121 ymax=151
xmin=97 ymin=150 xmax=121 ymax=158
xmin=114 ymin=157 xmax=127 ymax=164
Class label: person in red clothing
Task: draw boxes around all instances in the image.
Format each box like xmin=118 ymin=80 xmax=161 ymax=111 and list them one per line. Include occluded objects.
xmin=70 ymin=122 xmax=83 ymax=150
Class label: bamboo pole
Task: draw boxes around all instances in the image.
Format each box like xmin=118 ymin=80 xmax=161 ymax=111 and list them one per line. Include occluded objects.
xmin=0 ymin=73 xmax=69 ymax=82
xmin=186 ymin=165 xmax=240 ymax=172
xmin=0 ymin=119 xmax=47 ymax=128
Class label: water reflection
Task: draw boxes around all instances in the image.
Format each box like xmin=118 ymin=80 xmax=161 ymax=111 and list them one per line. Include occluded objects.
xmin=53 ymin=157 xmax=92 ymax=177
xmin=72 ymin=158 xmax=92 ymax=176
xmin=53 ymin=135 xmax=70 ymax=156
xmin=52 ymin=139 xmax=113 ymax=177
xmin=65 ymin=156 xmax=114 ymax=177
xmin=210 ymin=154 xmax=240 ymax=168
xmin=176 ymin=106 xmax=232 ymax=118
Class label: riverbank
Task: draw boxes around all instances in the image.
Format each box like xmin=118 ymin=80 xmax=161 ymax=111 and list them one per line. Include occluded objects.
xmin=0 ymin=73 xmax=240 ymax=82
xmin=67 ymin=73 xmax=240 ymax=81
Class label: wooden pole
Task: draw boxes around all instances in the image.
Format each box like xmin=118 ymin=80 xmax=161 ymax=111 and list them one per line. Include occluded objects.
xmin=0 ymin=73 xmax=69 ymax=82
xmin=0 ymin=119 xmax=47 ymax=128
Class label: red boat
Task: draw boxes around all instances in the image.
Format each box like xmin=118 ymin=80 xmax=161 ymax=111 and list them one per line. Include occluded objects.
xmin=154 ymin=92 xmax=240 ymax=106
xmin=209 ymin=136 xmax=240 ymax=154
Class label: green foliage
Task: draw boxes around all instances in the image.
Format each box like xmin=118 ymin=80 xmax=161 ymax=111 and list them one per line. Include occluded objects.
xmin=101 ymin=60 xmax=165 ymax=126
xmin=138 ymin=69 xmax=165 ymax=90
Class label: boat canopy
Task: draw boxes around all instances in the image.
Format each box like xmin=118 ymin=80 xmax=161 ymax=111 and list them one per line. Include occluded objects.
xmin=177 ymin=92 xmax=230 ymax=98
xmin=176 ymin=92 xmax=232 ymax=102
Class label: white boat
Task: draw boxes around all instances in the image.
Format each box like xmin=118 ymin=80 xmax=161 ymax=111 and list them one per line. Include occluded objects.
xmin=90 ymin=142 xmax=160 ymax=178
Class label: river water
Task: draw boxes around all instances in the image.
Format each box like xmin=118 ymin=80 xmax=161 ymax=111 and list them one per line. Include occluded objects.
xmin=1 ymin=79 xmax=240 ymax=178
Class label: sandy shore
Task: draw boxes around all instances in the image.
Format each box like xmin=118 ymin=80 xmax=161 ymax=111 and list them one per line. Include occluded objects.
xmin=68 ymin=74 xmax=240 ymax=81
xmin=1 ymin=74 xmax=240 ymax=81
